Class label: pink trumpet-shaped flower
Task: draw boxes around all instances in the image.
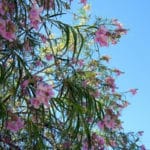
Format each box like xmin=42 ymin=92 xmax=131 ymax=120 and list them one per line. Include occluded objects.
xmin=45 ymin=54 xmax=53 ymax=61
xmin=114 ymin=68 xmax=123 ymax=76
xmin=140 ymin=145 xmax=146 ymax=150
xmin=0 ymin=19 xmax=16 ymax=41
xmin=80 ymin=0 xmax=87 ymax=5
xmin=6 ymin=117 xmax=24 ymax=132
xmin=129 ymin=88 xmax=138 ymax=95
xmin=95 ymin=26 xmax=109 ymax=47
xmin=105 ymin=76 xmax=116 ymax=92
xmin=30 ymin=82 xmax=54 ymax=108
xmin=29 ymin=3 xmax=43 ymax=30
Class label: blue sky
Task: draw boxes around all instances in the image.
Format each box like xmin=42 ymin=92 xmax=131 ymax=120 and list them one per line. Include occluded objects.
xmin=90 ymin=0 xmax=150 ymax=148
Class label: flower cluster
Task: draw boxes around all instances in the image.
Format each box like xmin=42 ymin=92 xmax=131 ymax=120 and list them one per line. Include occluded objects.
xmin=95 ymin=19 xmax=127 ymax=46
xmin=97 ymin=114 xmax=121 ymax=130
xmin=30 ymin=82 xmax=54 ymax=108
xmin=80 ymin=0 xmax=87 ymax=5
xmin=105 ymin=76 xmax=116 ymax=92
xmin=95 ymin=25 xmax=109 ymax=46
xmin=129 ymin=88 xmax=138 ymax=95
xmin=82 ymin=133 xmax=105 ymax=150
xmin=0 ymin=2 xmax=16 ymax=41
xmin=6 ymin=116 xmax=24 ymax=133
xmin=29 ymin=2 xmax=43 ymax=30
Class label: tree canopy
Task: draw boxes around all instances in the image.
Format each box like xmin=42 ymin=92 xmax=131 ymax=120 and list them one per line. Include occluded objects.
xmin=0 ymin=0 xmax=146 ymax=149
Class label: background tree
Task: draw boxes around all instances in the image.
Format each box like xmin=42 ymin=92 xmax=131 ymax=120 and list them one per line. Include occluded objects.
xmin=0 ymin=0 xmax=146 ymax=149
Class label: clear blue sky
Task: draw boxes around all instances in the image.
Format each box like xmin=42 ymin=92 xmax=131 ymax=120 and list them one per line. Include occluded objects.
xmin=90 ymin=0 xmax=150 ymax=148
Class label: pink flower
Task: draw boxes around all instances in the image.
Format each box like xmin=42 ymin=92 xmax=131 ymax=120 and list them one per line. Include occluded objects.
xmin=95 ymin=26 xmax=109 ymax=47
xmin=37 ymin=82 xmax=54 ymax=97
xmin=0 ymin=18 xmax=6 ymax=32
xmin=77 ymin=59 xmax=84 ymax=67
xmin=29 ymin=3 xmax=43 ymax=30
xmin=140 ymin=145 xmax=146 ymax=150
xmin=29 ymin=4 xmax=43 ymax=21
xmin=97 ymin=115 xmax=118 ymax=130
xmin=112 ymin=19 xmax=123 ymax=29
xmin=71 ymin=58 xmax=84 ymax=67
xmin=103 ymin=115 xmax=116 ymax=129
xmin=91 ymin=133 xmax=105 ymax=149
xmin=0 ymin=19 xmax=16 ymax=41
xmin=114 ymin=68 xmax=123 ymax=76
xmin=80 ymin=0 xmax=87 ymax=5
xmin=40 ymin=34 xmax=47 ymax=43
xmin=30 ymin=82 xmax=54 ymax=108
xmin=30 ymin=97 xmax=41 ymax=109
xmin=82 ymin=141 xmax=88 ymax=150
xmin=35 ymin=60 xmax=43 ymax=66
xmin=129 ymin=88 xmax=138 ymax=95
xmin=97 ymin=121 xmax=105 ymax=130
xmin=106 ymin=119 xmax=116 ymax=129
xmin=92 ymin=134 xmax=105 ymax=145
xmin=21 ymin=79 xmax=29 ymax=89
xmin=0 ymin=2 xmax=5 ymax=15
xmin=82 ymin=133 xmax=105 ymax=150
xmin=138 ymin=131 xmax=144 ymax=136
xmin=122 ymin=101 xmax=130 ymax=108
xmin=45 ymin=54 xmax=53 ymax=61
xmin=112 ymin=19 xmax=127 ymax=35
xmin=0 ymin=2 xmax=10 ymax=16
xmin=105 ymin=76 xmax=116 ymax=92
xmin=98 ymin=136 xmax=105 ymax=145
xmin=2 ymin=32 xmax=16 ymax=42
xmin=6 ymin=117 xmax=24 ymax=132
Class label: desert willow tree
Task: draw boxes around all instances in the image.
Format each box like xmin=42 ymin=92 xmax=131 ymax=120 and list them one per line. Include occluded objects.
xmin=0 ymin=0 xmax=146 ymax=149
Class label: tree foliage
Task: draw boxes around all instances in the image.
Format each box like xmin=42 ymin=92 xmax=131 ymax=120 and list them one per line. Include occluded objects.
xmin=0 ymin=0 xmax=146 ymax=149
